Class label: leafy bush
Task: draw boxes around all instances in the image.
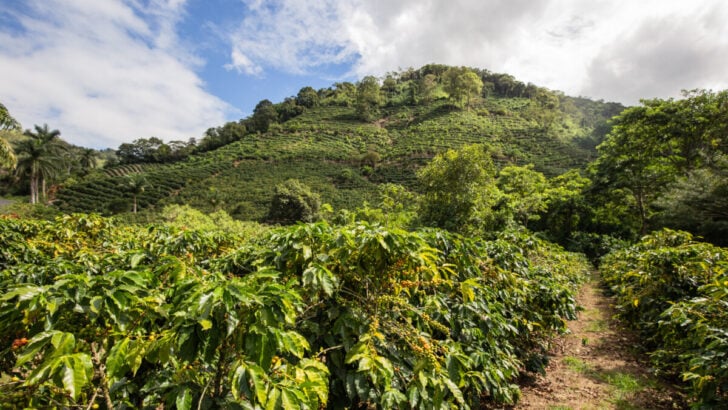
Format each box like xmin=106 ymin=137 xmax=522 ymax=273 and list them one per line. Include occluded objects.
xmin=266 ymin=179 xmax=321 ymax=224
xmin=601 ymin=229 xmax=728 ymax=407
xmin=0 ymin=214 xmax=587 ymax=408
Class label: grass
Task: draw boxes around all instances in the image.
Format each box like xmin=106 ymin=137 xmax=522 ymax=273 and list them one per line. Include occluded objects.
xmin=562 ymin=356 xmax=655 ymax=407
xmin=585 ymin=319 xmax=609 ymax=332
xmin=563 ymin=356 xmax=591 ymax=373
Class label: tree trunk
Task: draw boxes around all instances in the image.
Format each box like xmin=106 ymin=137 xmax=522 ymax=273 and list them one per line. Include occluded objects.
xmin=30 ymin=176 xmax=38 ymax=204
xmin=133 ymin=195 xmax=137 ymax=213
xmin=635 ymin=187 xmax=647 ymax=236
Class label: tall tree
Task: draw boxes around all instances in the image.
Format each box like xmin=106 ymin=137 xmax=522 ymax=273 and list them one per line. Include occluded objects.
xmin=78 ymin=148 xmax=98 ymax=175
xmin=442 ymin=67 xmax=483 ymax=109
xmin=0 ymin=102 xmax=20 ymax=170
xmin=0 ymin=102 xmax=20 ymax=131
xmin=355 ymin=76 xmax=382 ymax=121
xmin=0 ymin=137 xmax=15 ymax=171
xmin=296 ymin=86 xmax=319 ymax=108
xmin=249 ymin=99 xmax=278 ymax=133
xmin=15 ymin=124 xmax=66 ymax=203
xmin=122 ymin=174 xmax=148 ymax=213
xmin=417 ymin=144 xmax=500 ymax=233
xmin=591 ymin=90 xmax=728 ymax=236
xmin=496 ymin=165 xmax=549 ymax=227
xmin=418 ymin=74 xmax=438 ymax=104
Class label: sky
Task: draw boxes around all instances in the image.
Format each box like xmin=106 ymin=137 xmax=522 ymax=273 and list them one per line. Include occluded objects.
xmin=1 ymin=0 xmax=727 ymax=149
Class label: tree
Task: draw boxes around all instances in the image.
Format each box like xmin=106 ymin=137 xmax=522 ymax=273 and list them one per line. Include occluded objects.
xmin=77 ymin=148 xmax=98 ymax=175
xmin=332 ymin=82 xmax=356 ymax=106
xmin=116 ymin=137 xmax=166 ymax=164
xmin=534 ymin=169 xmax=591 ymax=243
xmin=0 ymin=102 xmax=20 ymax=131
xmin=249 ymin=99 xmax=278 ymax=133
xmin=654 ymin=166 xmax=728 ymax=245
xmin=417 ymin=144 xmax=500 ymax=233
xmin=355 ymin=76 xmax=382 ymax=121
xmin=0 ymin=135 xmax=15 ymax=171
xmin=0 ymin=102 xmax=20 ymax=170
xmin=590 ymin=91 xmax=728 ymax=235
xmin=266 ymin=179 xmax=321 ymax=224
xmin=122 ymin=174 xmax=148 ymax=213
xmin=199 ymin=122 xmax=247 ymax=152
xmin=496 ymin=165 xmax=549 ymax=227
xmin=296 ymin=86 xmax=319 ymax=108
xmin=276 ymin=97 xmax=304 ymax=122
xmin=382 ymin=75 xmax=397 ymax=103
xmin=15 ymin=124 xmax=66 ymax=203
xmin=418 ymin=74 xmax=438 ymax=104
xmin=442 ymin=67 xmax=483 ymax=108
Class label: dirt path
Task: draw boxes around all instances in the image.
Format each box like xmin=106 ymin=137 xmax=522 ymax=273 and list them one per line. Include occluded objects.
xmin=512 ymin=273 xmax=686 ymax=410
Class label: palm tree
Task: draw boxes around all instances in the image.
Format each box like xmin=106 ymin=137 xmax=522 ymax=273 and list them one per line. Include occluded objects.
xmin=15 ymin=124 xmax=66 ymax=204
xmin=27 ymin=124 xmax=67 ymax=201
xmin=123 ymin=174 xmax=148 ymax=213
xmin=78 ymin=148 xmax=98 ymax=175
xmin=14 ymin=139 xmax=62 ymax=204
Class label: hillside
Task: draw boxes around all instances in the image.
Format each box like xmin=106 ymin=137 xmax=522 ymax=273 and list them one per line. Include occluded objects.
xmin=54 ymin=67 xmax=623 ymax=219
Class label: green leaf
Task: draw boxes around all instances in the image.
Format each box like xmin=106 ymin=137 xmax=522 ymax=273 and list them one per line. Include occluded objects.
xmin=232 ymin=361 xmax=268 ymax=404
xmin=281 ymin=331 xmax=309 ymax=359
xmin=61 ymin=359 xmax=78 ymax=399
xmin=280 ymin=387 xmax=301 ymax=410
xmin=345 ymin=341 xmax=369 ymax=364
xmin=50 ymin=332 xmax=76 ymax=356
xmin=199 ymin=319 xmax=213 ymax=330
xmin=264 ymin=387 xmax=281 ymax=410
xmin=176 ymin=387 xmax=193 ymax=410
xmin=443 ymin=377 xmax=466 ymax=406
xmin=16 ymin=331 xmax=56 ymax=366
xmin=0 ymin=285 xmax=44 ymax=302
xmin=106 ymin=338 xmax=129 ymax=382
xmin=381 ymin=390 xmax=407 ymax=409
xmin=129 ymin=252 xmax=146 ymax=268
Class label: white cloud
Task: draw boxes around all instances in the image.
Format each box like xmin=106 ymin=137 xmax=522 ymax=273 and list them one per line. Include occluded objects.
xmin=227 ymin=0 xmax=728 ymax=105
xmin=0 ymin=0 xmax=229 ymax=148
xmin=226 ymin=0 xmax=358 ymax=76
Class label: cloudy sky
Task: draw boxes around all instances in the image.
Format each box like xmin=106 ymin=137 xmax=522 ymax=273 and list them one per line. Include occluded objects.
xmin=1 ymin=0 xmax=727 ymax=148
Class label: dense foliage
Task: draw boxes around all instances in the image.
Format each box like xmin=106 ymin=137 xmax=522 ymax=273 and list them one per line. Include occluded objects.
xmin=0 ymin=214 xmax=587 ymax=408
xmin=43 ymin=64 xmax=614 ymax=218
xmin=3 ymin=66 xmax=728 ymax=408
xmin=590 ymin=90 xmax=728 ymax=243
xmin=601 ymin=229 xmax=728 ymax=407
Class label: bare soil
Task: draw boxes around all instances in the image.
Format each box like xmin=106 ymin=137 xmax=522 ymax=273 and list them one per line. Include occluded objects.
xmin=510 ymin=273 xmax=687 ymax=410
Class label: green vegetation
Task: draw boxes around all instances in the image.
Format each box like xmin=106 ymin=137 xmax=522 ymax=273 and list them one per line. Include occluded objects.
xmin=601 ymin=229 xmax=728 ymax=406
xmin=31 ymin=65 xmax=616 ymax=220
xmin=0 ymin=214 xmax=587 ymax=408
xmin=1 ymin=64 xmax=727 ymax=407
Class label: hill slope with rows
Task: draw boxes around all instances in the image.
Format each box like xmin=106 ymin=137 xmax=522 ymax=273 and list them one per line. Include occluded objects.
xmin=54 ymin=71 xmax=622 ymax=219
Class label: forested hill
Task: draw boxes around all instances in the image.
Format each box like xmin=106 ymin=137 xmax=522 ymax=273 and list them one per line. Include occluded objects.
xmin=53 ymin=65 xmax=623 ymax=220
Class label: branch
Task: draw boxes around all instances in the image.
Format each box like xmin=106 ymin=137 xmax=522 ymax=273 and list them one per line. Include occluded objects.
xmin=90 ymin=342 xmax=114 ymax=409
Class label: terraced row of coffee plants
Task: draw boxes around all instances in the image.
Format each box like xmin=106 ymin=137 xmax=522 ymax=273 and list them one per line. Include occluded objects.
xmin=54 ymin=159 xmax=226 ymax=214
xmin=55 ymin=99 xmax=597 ymax=216
xmin=0 ymin=214 xmax=588 ymax=408
xmin=601 ymin=229 xmax=728 ymax=407
xmin=168 ymin=159 xmax=380 ymax=219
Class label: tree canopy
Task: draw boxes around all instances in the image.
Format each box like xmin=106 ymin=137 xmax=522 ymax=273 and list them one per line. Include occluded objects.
xmin=442 ymin=67 xmax=483 ymax=108
xmin=355 ymin=76 xmax=382 ymax=121
xmin=267 ymin=179 xmax=321 ymax=224
xmin=417 ymin=144 xmax=499 ymax=233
